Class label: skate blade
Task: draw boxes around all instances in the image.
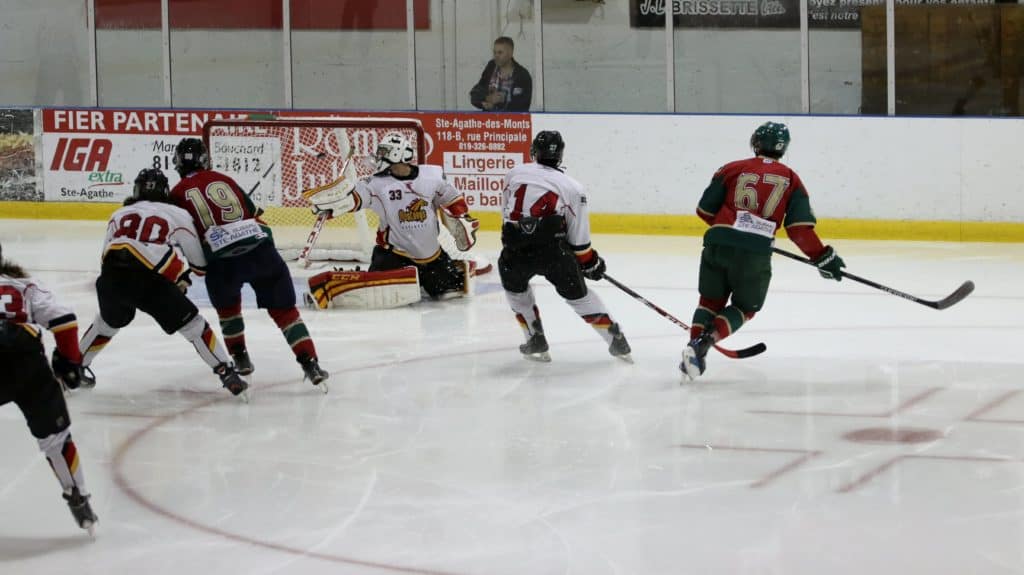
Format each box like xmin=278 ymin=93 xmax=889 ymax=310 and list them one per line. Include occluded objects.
xmin=316 ymin=380 xmax=329 ymax=394
xmin=237 ymin=389 xmax=251 ymax=403
xmin=85 ymin=522 xmax=96 ymax=538
xmin=523 ymin=351 xmax=551 ymax=363
xmin=613 ymin=353 xmax=634 ymax=364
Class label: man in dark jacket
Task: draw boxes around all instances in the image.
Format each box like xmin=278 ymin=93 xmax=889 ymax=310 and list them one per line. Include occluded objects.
xmin=469 ymin=37 xmax=532 ymax=112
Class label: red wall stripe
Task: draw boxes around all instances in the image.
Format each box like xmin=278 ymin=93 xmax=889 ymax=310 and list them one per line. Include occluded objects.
xmin=96 ymin=0 xmax=429 ymax=30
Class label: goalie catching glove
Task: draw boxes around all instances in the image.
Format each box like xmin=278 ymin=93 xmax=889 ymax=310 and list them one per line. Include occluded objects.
xmin=439 ymin=210 xmax=479 ymax=251
xmin=305 ymin=173 xmax=361 ymax=219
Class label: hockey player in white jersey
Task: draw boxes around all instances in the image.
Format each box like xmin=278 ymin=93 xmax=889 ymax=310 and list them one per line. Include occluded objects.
xmin=306 ymin=132 xmax=481 ymax=307
xmin=77 ymin=168 xmax=248 ymax=398
xmin=0 ymin=243 xmax=98 ymax=534
xmin=499 ymin=130 xmax=631 ymax=362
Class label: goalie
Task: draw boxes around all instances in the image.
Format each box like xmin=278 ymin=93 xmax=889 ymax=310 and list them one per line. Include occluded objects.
xmin=306 ymin=132 xmax=482 ymax=309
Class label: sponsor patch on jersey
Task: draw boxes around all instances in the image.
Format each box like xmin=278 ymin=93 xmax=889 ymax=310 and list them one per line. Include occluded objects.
xmin=205 ymin=219 xmax=267 ymax=252
xmin=733 ymin=210 xmax=776 ymax=238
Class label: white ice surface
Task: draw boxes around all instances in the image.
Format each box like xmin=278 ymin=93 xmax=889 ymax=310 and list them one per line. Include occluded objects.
xmin=2 ymin=219 xmax=1023 ymax=575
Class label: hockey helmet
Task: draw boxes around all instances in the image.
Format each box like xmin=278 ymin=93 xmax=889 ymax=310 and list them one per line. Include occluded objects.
xmin=132 ymin=168 xmax=170 ymax=203
xmin=750 ymin=122 xmax=790 ymax=159
xmin=173 ymin=137 xmax=209 ymax=176
xmin=375 ymin=132 xmax=415 ymax=173
xmin=530 ymin=130 xmax=564 ymax=168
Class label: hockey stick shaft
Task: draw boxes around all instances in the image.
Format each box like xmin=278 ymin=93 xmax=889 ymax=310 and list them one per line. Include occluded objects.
xmin=297 ymin=212 xmax=329 ymax=267
xmin=296 ymin=154 xmax=356 ymax=268
xmin=602 ymin=274 xmax=767 ymax=359
xmin=771 ymin=247 xmax=974 ymax=310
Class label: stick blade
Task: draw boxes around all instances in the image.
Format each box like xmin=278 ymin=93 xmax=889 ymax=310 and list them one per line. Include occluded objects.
xmin=933 ymin=280 xmax=975 ymax=310
xmin=715 ymin=341 xmax=767 ymax=359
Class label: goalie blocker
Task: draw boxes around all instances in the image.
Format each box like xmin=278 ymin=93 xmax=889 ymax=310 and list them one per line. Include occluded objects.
xmin=306 ymin=261 xmax=476 ymax=310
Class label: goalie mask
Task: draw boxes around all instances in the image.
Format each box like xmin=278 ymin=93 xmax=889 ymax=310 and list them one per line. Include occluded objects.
xmin=173 ymin=137 xmax=209 ymax=176
xmin=375 ymin=132 xmax=415 ymax=174
xmin=750 ymin=122 xmax=790 ymax=159
xmin=132 ymin=168 xmax=170 ymax=203
xmin=531 ymin=130 xmax=564 ymax=168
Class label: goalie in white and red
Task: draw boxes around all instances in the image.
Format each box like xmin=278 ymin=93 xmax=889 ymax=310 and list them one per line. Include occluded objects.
xmin=306 ymin=131 xmax=483 ymax=308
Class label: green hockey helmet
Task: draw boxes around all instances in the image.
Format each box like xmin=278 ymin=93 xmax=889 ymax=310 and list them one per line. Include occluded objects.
xmin=750 ymin=122 xmax=790 ymax=159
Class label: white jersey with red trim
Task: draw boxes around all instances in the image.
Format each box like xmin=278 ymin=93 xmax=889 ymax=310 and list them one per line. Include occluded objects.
xmin=0 ymin=274 xmax=77 ymax=336
xmin=102 ymin=201 xmax=206 ymax=283
xmin=351 ymin=165 xmax=464 ymax=262
xmin=501 ymin=162 xmax=592 ymax=251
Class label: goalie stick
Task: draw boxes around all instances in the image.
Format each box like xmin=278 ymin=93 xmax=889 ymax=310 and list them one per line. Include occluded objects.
xmin=297 ymin=153 xmax=353 ymax=269
xmin=602 ymin=274 xmax=767 ymax=359
xmin=771 ymin=247 xmax=975 ymax=310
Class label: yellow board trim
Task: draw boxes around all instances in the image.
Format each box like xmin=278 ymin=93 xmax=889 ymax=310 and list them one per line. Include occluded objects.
xmin=4 ymin=202 xmax=1024 ymax=243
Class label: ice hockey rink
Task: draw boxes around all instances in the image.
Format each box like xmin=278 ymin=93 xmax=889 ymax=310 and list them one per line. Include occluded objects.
xmin=1 ymin=219 xmax=1022 ymax=575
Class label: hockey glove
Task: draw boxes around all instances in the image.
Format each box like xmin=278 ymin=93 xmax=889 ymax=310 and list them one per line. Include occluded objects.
xmin=813 ymin=245 xmax=845 ymax=281
xmin=176 ymin=270 xmax=193 ymax=294
xmin=51 ymin=350 xmax=86 ymax=390
xmin=579 ymin=250 xmax=607 ymax=281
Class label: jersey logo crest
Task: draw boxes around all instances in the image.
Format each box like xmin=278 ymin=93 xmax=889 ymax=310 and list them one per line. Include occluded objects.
xmin=398 ymin=198 xmax=428 ymax=223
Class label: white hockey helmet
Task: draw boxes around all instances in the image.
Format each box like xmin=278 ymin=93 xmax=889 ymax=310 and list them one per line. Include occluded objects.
xmin=375 ymin=132 xmax=415 ymax=173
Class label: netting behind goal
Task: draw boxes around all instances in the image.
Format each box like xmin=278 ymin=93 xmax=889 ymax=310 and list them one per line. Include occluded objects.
xmin=203 ymin=117 xmax=425 ymax=262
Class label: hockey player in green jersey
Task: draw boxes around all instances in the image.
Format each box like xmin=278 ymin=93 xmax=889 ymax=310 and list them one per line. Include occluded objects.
xmin=681 ymin=122 xmax=846 ymax=381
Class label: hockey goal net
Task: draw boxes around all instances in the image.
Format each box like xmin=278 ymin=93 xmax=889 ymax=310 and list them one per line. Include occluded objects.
xmin=203 ymin=117 xmax=475 ymax=265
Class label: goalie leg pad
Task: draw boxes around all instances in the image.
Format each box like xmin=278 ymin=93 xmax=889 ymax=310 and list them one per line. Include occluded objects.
xmin=308 ymin=267 xmax=421 ymax=309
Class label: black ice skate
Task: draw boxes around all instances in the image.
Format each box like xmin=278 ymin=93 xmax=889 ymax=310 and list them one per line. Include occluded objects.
xmin=63 ymin=487 xmax=97 ymax=536
xmin=79 ymin=367 xmax=96 ymax=389
xmin=608 ymin=323 xmax=633 ymax=363
xmin=232 ymin=350 xmax=254 ymax=376
xmin=215 ymin=363 xmax=249 ymax=401
xmin=680 ymin=332 xmax=715 ymax=382
xmin=519 ymin=320 xmax=551 ymax=362
xmin=299 ymin=355 xmax=329 ymax=393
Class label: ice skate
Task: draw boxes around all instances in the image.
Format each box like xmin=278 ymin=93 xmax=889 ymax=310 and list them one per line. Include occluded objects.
xmin=79 ymin=367 xmax=96 ymax=389
xmin=63 ymin=487 xmax=97 ymax=536
xmin=300 ymin=355 xmax=329 ymax=393
xmin=231 ymin=349 xmax=254 ymax=376
xmin=519 ymin=332 xmax=551 ymax=362
xmin=680 ymin=332 xmax=715 ymax=382
xmin=215 ymin=363 xmax=249 ymax=401
xmin=608 ymin=323 xmax=633 ymax=363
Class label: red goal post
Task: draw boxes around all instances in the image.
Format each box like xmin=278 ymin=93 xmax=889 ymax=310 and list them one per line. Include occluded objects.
xmin=202 ymin=117 xmax=427 ymax=262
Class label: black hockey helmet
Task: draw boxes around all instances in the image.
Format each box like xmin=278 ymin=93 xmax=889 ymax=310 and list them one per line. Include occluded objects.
xmin=132 ymin=168 xmax=170 ymax=203
xmin=173 ymin=137 xmax=209 ymax=176
xmin=531 ymin=130 xmax=565 ymax=168
xmin=750 ymin=122 xmax=791 ymax=159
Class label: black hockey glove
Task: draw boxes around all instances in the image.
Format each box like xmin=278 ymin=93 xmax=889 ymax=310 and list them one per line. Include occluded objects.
xmin=813 ymin=245 xmax=845 ymax=281
xmin=51 ymin=350 xmax=86 ymax=390
xmin=176 ymin=270 xmax=193 ymax=294
xmin=580 ymin=250 xmax=607 ymax=281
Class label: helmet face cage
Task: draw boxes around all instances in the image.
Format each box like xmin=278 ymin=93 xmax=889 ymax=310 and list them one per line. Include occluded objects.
xmin=375 ymin=132 xmax=415 ymax=173
xmin=531 ymin=130 xmax=565 ymax=168
xmin=133 ymin=168 xmax=170 ymax=202
xmin=173 ymin=138 xmax=209 ymax=174
xmin=751 ymin=122 xmax=790 ymax=159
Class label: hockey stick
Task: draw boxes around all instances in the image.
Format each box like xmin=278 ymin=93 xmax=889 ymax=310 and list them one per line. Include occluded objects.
xmin=245 ymin=162 xmax=276 ymax=218
xmin=602 ymin=274 xmax=768 ymax=359
xmin=296 ymin=154 xmax=354 ymax=269
xmin=771 ymin=247 xmax=975 ymax=310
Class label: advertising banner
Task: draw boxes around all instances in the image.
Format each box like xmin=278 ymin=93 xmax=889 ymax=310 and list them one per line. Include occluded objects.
xmin=629 ymin=0 xmax=994 ymax=30
xmin=0 ymin=109 xmax=39 ymax=201
xmin=41 ymin=109 xmax=253 ymax=203
xmin=41 ymin=108 xmax=531 ymax=211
